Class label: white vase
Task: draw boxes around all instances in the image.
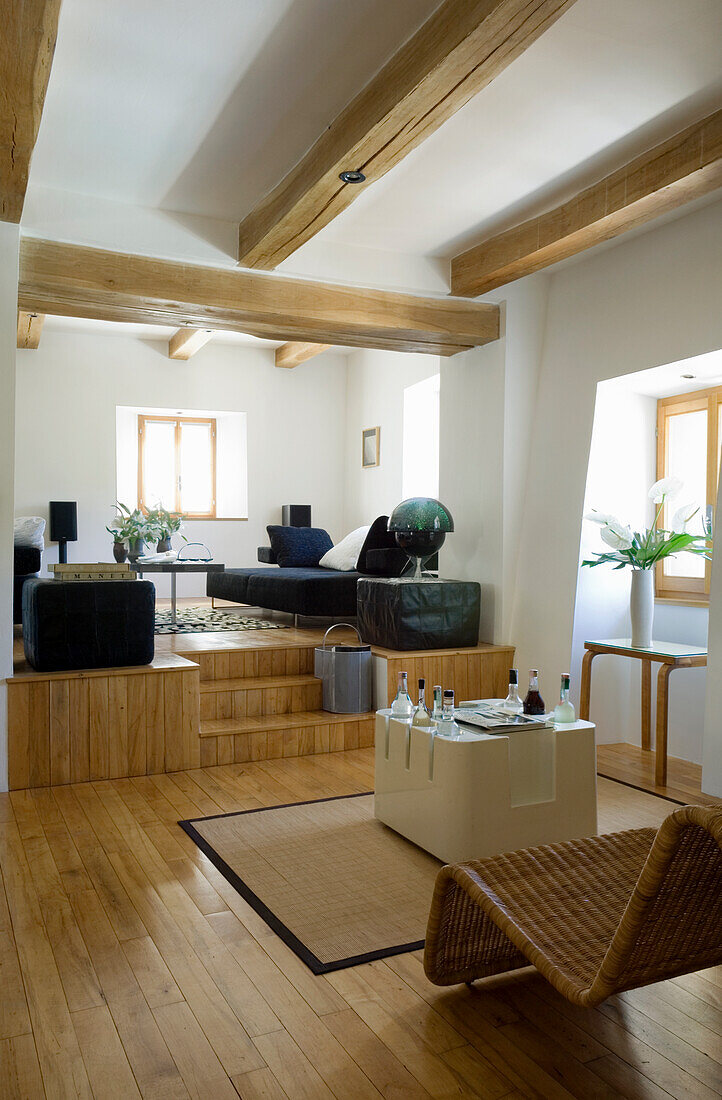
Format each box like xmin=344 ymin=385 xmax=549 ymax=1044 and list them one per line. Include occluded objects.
xmin=630 ymin=569 xmax=654 ymax=648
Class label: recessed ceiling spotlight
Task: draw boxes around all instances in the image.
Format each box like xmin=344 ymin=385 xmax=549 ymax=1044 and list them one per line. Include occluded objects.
xmin=681 ymin=373 xmax=696 ymax=379
xmin=339 ymin=170 xmax=366 ymax=184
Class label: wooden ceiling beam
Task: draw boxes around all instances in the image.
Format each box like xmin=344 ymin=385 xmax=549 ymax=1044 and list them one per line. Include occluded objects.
xmin=237 ymin=0 xmax=577 ymax=269
xmin=16 ymin=310 xmax=44 ymax=349
xmin=18 ymin=238 xmax=500 ymax=355
xmin=451 ymin=108 xmax=722 ymax=298
xmin=168 ymin=327 xmax=213 ymax=360
xmin=1 ymin=1 xmax=62 ymax=222
xmin=275 ymin=342 xmax=331 ymax=369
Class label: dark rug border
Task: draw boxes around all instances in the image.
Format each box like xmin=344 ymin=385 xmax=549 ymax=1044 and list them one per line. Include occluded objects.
xmin=178 ymin=791 xmax=425 ymax=975
xmin=597 ymin=771 xmax=687 ymax=806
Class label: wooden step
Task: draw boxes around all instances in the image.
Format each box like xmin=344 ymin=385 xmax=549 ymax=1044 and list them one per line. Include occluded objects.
xmin=199 ymin=674 xmax=319 ymax=694
xmin=199 ymin=675 xmax=323 ymax=722
xmin=199 ymin=709 xmax=375 ymax=768
xmin=201 ymin=710 xmax=374 ymax=737
xmin=182 ymin=646 xmax=316 ymax=681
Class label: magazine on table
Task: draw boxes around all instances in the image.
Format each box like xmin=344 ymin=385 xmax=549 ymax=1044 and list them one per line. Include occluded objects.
xmin=453 ymin=702 xmax=553 ymax=732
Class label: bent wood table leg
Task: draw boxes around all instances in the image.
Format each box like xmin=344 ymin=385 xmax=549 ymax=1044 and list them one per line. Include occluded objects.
xmin=655 ymin=663 xmax=674 ymax=787
xmin=641 ymin=660 xmax=652 ymax=752
xmin=580 ymin=649 xmax=596 ymax=721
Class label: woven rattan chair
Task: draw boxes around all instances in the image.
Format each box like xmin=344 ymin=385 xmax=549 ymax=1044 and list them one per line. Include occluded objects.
xmin=424 ymin=805 xmax=722 ymax=1006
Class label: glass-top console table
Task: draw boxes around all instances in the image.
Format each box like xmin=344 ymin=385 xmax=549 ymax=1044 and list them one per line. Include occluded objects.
xmin=580 ymin=638 xmax=707 ymax=788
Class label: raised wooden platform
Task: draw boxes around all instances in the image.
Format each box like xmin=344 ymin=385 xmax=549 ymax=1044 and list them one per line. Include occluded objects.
xmin=6 ymin=624 xmax=514 ymax=789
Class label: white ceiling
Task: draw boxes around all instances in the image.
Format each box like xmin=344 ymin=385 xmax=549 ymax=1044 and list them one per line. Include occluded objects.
xmin=29 ymin=0 xmax=722 ymax=271
xmin=30 ymin=0 xmax=437 ymax=219
xmin=40 ymin=314 xmax=282 ymax=349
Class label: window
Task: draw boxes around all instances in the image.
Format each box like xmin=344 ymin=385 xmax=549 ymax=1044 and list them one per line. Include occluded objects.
xmin=656 ymin=387 xmax=720 ymax=601
xmin=402 ymin=374 xmax=440 ymax=499
xmin=138 ymin=415 xmax=216 ymax=518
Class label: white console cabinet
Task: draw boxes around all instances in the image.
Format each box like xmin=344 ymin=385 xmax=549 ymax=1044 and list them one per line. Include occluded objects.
xmin=374 ymin=707 xmax=597 ymax=863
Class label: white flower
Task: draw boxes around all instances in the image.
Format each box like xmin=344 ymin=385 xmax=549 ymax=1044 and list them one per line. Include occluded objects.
xmin=648 ymin=477 xmax=683 ymax=503
xmin=600 ymin=520 xmax=634 ymax=552
xmin=671 ymin=502 xmax=700 ymax=533
xmin=584 ymin=510 xmax=620 ymax=526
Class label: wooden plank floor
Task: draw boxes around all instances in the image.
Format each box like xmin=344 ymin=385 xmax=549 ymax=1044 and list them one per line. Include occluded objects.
xmin=597 ymin=742 xmax=721 ymax=807
xmin=1 ymin=749 xmax=721 ymax=1099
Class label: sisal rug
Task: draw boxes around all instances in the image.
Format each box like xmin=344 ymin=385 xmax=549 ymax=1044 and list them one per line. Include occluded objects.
xmin=155 ymin=607 xmax=285 ymax=635
xmin=179 ymin=793 xmax=442 ymax=973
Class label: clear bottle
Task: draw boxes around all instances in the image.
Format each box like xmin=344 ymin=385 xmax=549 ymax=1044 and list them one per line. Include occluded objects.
xmin=391 ymin=671 xmax=414 ymax=718
xmin=437 ymin=689 xmax=461 ymax=738
xmin=431 ymin=685 xmax=443 ymax=722
xmin=553 ymin=674 xmax=576 ymax=724
xmin=412 ymin=678 xmax=433 ymax=727
xmin=502 ymin=668 xmax=523 ymax=714
xmin=523 ymin=669 xmax=546 ymax=716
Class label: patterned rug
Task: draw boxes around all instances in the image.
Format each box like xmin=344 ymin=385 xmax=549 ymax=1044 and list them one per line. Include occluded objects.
xmin=155 ymin=607 xmax=285 ymax=635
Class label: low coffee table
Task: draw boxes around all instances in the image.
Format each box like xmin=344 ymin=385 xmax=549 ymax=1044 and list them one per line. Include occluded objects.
xmin=375 ymin=704 xmax=597 ymax=863
xmin=134 ymin=561 xmax=225 ymax=625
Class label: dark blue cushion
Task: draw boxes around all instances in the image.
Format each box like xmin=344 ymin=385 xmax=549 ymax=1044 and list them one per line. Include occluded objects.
xmin=267 ymin=525 xmax=333 ymax=567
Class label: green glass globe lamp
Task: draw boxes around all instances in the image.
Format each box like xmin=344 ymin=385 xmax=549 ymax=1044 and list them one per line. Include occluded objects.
xmin=388 ymin=498 xmax=454 ymax=579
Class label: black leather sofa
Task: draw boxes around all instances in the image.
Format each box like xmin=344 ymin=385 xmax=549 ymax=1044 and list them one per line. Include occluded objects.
xmin=14 ymin=545 xmax=42 ymax=624
xmin=207 ymin=517 xmax=411 ymax=618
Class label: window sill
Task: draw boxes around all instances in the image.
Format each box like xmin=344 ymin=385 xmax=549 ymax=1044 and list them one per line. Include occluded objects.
xmin=655 ymin=596 xmax=709 ymax=609
xmin=184 ymin=517 xmax=248 ymax=522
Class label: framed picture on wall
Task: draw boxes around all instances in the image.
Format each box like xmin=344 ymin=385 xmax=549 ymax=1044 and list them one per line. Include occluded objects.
xmin=362 ymin=426 xmax=380 ymax=468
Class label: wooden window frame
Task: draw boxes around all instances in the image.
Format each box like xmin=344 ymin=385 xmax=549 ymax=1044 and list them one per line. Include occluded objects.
xmin=656 ymin=386 xmax=719 ymax=604
xmin=138 ymin=414 xmax=217 ymax=519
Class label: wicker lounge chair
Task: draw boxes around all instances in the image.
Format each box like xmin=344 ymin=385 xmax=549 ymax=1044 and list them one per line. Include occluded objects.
xmin=424 ymin=805 xmax=722 ymax=1006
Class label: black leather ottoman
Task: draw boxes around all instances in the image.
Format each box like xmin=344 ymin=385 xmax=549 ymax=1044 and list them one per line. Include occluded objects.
xmin=23 ymin=579 xmax=156 ymax=672
xmin=357 ymin=578 xmax=481 ymax=650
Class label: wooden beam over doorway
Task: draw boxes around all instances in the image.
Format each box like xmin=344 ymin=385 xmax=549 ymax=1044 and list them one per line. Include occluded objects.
xmin=18 ymin=238 xmax=500 ymax=355
xmin=275 ymin=342 xmax=331 ymax=369
xmin=168 ymin=327 xmax=214 ymax=360
xmin=16 ymin=310 xmax=44 ymax=349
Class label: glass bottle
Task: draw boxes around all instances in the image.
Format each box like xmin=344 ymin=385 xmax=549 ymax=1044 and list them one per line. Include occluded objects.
xmin=502 ymin=668 xmax=523 ymax=714
xmin=391 ymin=671 xmax=414 ymax=718
xmin=431 ymin=685 xmax=443 ymax=722
xmin=523 ymin=670 xmax=546 ymax=715
xmin=437 ymin=689 xmax=460 ymax=738
xmin=412 ymin=678 xmax=432 ymax=727
xmin=553 ymin=674 xmax=576 ymax=724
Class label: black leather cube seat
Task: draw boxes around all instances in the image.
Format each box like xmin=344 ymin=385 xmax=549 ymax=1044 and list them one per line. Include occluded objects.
xmin=23 ymin=579 xmax=155 ymax=672
xmin=357 ymin=578 xmax=481 ymax=650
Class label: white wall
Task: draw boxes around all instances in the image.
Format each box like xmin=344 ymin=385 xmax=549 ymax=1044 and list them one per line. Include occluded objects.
xmin=572 ymin=381 xmax=709 ymax=761
xmin=15 ymin=332 xmax=349 ymax=597
xmin=505 ymin=198 xmax=722 ymax=787
xmin=439 ymin=275 xmax=549 ymax=643
xmin=343 ymin=349 xmax=441 ymax=532
xmin=0 ymin=223 xmax=20 ymax=793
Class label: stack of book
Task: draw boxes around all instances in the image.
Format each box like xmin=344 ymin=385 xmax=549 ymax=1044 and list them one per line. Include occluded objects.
xmin=50 ymin=563 xmax=137 ymax=582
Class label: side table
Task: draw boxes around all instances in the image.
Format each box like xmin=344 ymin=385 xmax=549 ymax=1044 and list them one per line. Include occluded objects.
xmin=579 ymin=638 xmax=707 ymax=787
xmin=357 ymin=577 xmax=480 ymax=650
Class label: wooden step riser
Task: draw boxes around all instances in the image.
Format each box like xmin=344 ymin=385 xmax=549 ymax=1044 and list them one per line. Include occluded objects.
xmin=191 ymin=647 xmax=316 ymax=682
xmin=200 ymin=681 xmax=323 ymax=722
xmin=200 ymin=718 xmax=375 ymax=767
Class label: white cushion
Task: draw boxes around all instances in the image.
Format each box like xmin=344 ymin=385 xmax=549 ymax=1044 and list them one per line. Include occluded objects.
xmin=14 ymin=516 xmax=46 ymax=549
xmin=319 ymin=525 xmax=370 ymax=572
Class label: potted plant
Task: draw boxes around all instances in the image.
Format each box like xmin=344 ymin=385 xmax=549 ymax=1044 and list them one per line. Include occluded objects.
xmin=146 ymin=506 xmax=184 ymax=553
xmin=582 ymin=478 xmax=712 ymax=647
xmin=105 ymin=523 xmax=128 ymax=563
xmin=110 ymin=502 xmax=159 ymax=563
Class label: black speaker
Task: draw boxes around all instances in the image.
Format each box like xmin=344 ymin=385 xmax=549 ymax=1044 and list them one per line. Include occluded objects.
xmin=49 ymin=501 xmax=77 ymax=563
xmin=282 ymin=505 xmax=312 ymax=527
